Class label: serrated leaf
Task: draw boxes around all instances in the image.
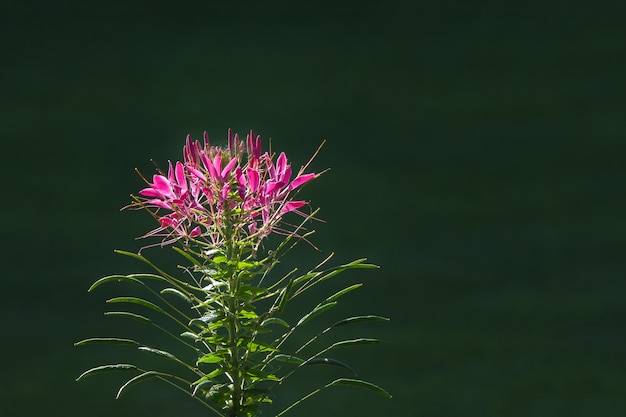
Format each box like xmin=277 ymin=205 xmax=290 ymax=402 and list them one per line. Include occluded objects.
xmin=325 ymin=378 xmax=391 ymax=399
xmin=104 ymin=311 xmax=152 ymax=324
xmin=302 ymin=357 xmax=356 ymax=375
xmin=75 ymin=364 xmax=137 ymax=381
xmin=74 ymin=337 xmax=140 ymax=347
xmin=160 ymin=288 xmax=192 ymax=303
xmin=106 ymin=297 xmax=166 ymax=315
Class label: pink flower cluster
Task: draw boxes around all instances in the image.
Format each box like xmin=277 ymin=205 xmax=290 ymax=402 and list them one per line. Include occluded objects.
xmin=135 ymin=130 xmax=318 ymax=248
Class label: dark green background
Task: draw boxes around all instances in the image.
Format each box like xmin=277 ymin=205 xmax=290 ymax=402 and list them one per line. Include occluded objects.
xmin=2 ymin=1 xmax=625 ymax=416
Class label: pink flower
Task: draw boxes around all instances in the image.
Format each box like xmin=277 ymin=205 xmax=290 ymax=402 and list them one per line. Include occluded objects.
xmin=132 ymin=129 xmax=319 ymax=249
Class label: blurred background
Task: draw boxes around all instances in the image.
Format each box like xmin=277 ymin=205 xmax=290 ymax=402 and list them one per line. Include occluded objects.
xmin=2 ymin=1 xmax=626 ymax=416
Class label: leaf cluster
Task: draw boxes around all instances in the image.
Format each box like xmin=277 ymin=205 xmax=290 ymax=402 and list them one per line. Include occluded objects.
xmin=76 ymin=245 xmax=390 ymax=417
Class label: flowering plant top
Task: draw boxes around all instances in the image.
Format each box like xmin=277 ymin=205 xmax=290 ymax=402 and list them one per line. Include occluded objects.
xmin=76 ymin=129 xmax=390 ymax=417
xmin=134 ymin=130 xmax=319 ymax=250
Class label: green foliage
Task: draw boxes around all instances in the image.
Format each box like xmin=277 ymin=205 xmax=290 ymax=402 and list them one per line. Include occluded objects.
xmin=77 ymin=228 xmax=389 ymax=416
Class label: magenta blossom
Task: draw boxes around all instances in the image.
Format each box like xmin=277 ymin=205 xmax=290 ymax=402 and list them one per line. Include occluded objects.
xmin=132 ymin=129 xmax=319 ymax=249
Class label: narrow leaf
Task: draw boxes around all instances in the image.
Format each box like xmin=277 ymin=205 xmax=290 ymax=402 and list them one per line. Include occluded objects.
xmin=270 ymin=354 xmax=305 ymax=365
xmin=172 ymin=246 xmax=202 ymax=266
xmin=260 ymin=317 xmax=290 ymax=328
xmin=331 ymin=315 xmax=390 ymax=328
xmin=117 ymin=371 xmax=167 ymax=399
xmin=88 ymin=273 xmax=167 ymax=292
xmin=106 ymin=296 xmax=166 ymax=315
xmin=329 ymin=338 xmax=385 ymax=349
xmin=192 ymin=378 xmax=214 ymax=397
xmin=302 ymin=357 xmax=357 ymax=375
xmin=324 ymin=283 xmax=362 ymax=303
xmin=197 ymin=353 xmax=225 ymax=364
xmin=326 ymin=378 xmax=392 ymax=399
xmin=180 ymin=331 xmax=200 ymax=341
xmin=277 ymin=278 xmax=295 ymax=312
xmin=74 ymin=337 xmax=140 ymax=347
xmin=161 ymin=288 xmax=192 ymax=303
xmin=104 ymin=311 xmax=152 ymax=324
xmin=137 ymin=346 xmax=193 ymax=372
xmin=296 ymin=302 xmax=337 ymax=327
xmin=76 ymin=364 xmax=137 ymax=381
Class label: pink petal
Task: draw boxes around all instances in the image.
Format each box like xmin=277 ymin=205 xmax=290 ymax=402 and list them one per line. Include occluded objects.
xmin=175 ymin=161 xmax=187 ymax=191
xmin=152 ymin=175 xmax=174 ymax=198
xmin=189 ymin=226 xmax=202 ymax=237
xmin=212 ymin=152 xmax=223 ymax=179
xmin=290 ymin=173 xmax=316 ymax=189
xmin=187 ymin=166 xmax=204 ymax=181
xmin=265 ymin=181 xmax=280 ymax=195
xmin=282 ymin=200 xmax=306 ymax=214
xmin=221 ymin=157 xmax=238 ymax=179
xmin=139 ymin=187 xmax=160 ymax=197
xmin=276 ymin=152 xmax=287 ymax=176
xmin=148 ymin=199 xmax=172 ymax=209
xmin=247 ymin=166 xmax=260 ymax=192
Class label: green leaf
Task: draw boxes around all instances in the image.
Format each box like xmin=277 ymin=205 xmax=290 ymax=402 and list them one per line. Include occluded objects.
xmin=88 ymin=273 xmax=166 ymax=292
xmin=106 ymin=296 xmax=167 ymax=315
xmin=276 ymin=278 xmax=295 ymax=312
xmin=192 ymin=378 xmax=214 ymax=396
xmin=302 ymin=357 xmax=356 ymax=375
xmin=245 ymin=368 xmax=280 ymax=382
xmin=180 ymin=331 xmax=200 ymax=341
xmin=206 ymin=368 xmax=224 ymax=379
xmin=74 ymin=337 xmax=140 ymax=347
xmin=104 ymin=311 xmax=152 ymax=324
xmin=197 ymin=352 xmax=226 ymax=364
xmin=238 ymin=284 xmax=267 ymax=298
xmin=271 ymin=354 xmax=305 ymax=365
xmin=324 ymin=283 xmax=362 ymax=303
xmin=325 ymin=378 xmax=392 ymax=399
xmin=260 ymin=317 xmax=290 ymax=328
xmin=212 ymin=255 xmax=227 ymax=264
xmin=329 ymin=338 xmax=385 ymax=349
xmin=172 ymin=246 xmax=202 ymax=266
xmin=116 ymin=371 xmax=168 ymax=399
xmin=189 ymin=312 xmax=221 ymax=328
xmin=75 ymin=364 xmax=137 ymax=381
xmin=296 ymin=302 xmax=337 ymax=326
xmin=239 ymin=309 xmax=259 ymax=319
xmin=331 ymin=315 xmax=390 ymax=328
xmin=137 ymin=346 xmax=190 ymax=371
xmin=161 ymin=288 xmax=192 ymax=303
xmin=245 ymin=340 xmax=276 ymax=353
xmin=293 ymin=259 xmax=378 ymax=286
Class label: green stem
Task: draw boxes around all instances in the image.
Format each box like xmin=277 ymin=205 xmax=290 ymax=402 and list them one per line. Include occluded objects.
xmin=224 ymin=216 xmax=243 ymax=417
